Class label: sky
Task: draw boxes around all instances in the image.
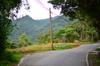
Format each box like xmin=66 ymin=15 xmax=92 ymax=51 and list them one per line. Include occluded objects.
xmin=17 ymin=0 xmax=61 ymax=19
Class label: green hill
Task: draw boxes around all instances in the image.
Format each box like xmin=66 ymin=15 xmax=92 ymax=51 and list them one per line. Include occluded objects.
xmin=9 ymin=15 xmax=69 ymax=43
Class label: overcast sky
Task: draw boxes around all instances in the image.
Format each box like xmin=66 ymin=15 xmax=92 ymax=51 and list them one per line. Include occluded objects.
xmin=17 ymin=0 xmax=61 ymax=19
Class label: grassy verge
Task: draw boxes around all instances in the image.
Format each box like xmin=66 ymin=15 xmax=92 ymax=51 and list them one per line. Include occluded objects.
xmin=8 ymin=43 xmax=79 ymax=53
xmin=0 ymin=52 xmax=22 ymax=66
xmin=54 ymin=43 xmax=77 ymax=50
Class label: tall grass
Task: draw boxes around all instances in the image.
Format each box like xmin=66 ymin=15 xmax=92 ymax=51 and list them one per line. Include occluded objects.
xmin=8 ymin=43 xmax=79 ymax=53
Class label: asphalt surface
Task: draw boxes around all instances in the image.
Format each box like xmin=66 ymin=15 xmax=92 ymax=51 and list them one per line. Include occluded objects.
xmin=18 ymin=43 xmax=100 ymax=66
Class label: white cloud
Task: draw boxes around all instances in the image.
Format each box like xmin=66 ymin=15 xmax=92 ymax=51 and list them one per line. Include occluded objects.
xmin=17 ymin=0 xmax=61 ymax=19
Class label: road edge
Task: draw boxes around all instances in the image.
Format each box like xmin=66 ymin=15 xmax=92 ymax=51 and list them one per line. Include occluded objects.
xmin=86 ymin=53 xmax=89 ymax=66
xmin=17 ymin=55 xmax=30 ymax=66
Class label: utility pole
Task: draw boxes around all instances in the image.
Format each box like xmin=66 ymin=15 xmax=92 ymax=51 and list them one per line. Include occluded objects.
xmin=49 ymin=8 xmax=54 ymax=50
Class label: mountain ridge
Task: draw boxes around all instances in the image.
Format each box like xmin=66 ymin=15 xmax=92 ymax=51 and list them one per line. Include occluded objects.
xmin=9 ymin=15 xmax=69 ymax=43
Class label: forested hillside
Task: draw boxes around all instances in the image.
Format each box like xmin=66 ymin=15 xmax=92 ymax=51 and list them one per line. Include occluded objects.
xmin=9 ymin=15 xmax=69 ymax=43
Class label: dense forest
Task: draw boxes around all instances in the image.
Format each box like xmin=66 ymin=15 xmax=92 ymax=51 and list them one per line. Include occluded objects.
xmin=49 ymin=0 xmax=100 ymax=38
xmin=38 ymin=19 xmax=98 ymax=43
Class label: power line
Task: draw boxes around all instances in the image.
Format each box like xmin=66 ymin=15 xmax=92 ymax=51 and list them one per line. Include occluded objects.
xmin=35 ymin=0 xmax=58 ymax=15
xmin=35 ymin=0 xmax=49 ymax=11
xmin=35 ymin=0 xmax=69 ymax=22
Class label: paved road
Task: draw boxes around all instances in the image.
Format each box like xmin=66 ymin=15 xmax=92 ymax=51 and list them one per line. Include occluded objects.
xmin=18 ymin=43 xmax=100 ymax=66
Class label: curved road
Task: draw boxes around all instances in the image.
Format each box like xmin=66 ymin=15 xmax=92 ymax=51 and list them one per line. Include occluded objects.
xmin=18 ymin=43 xmax=100 ymax=66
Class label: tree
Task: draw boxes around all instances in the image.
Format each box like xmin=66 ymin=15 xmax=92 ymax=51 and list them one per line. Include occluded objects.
xmin=53 ymin=20 xmax=98 ymax=42
xmin=19 ymin=33 xmax=30 ymax=47
xmin=0 ymin=0 xmax=29 ymax=59
xmin=38 ymin=33 xmax=50 ymax=44
xmin=38 ymin=20 xmax=98 ymax=43
xmin=49 ymin=0 xmax=100 ymax=38
xmin=55 ymin=26 xmax=79 ymax=42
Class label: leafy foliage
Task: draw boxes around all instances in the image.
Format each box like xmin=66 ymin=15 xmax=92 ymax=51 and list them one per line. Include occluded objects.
xmin=0 ymin=0 xmax=29 ymax=64
xmin=49 ymin=0 xmax=100 ymax=38
xmin=0 ymin=0 xmax=22 ymax=59
xmin=39 ymin=20 xmax=98 ymax=43
xmin=56 ymin=21 xmax=98 ymax=42
xmin=18 ymin=33 xmax=31 ymax=47
xmin=0 ymin=51 xmax=22 ymax=66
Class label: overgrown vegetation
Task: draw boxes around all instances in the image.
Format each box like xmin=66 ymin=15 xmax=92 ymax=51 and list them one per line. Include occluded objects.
xmin=38 ymin=20 xmax=98 ymax=43
xmin=0 ymin=51 xmax=22 ymax=66
xmin=88 ymin=48 xmax=100 ymax=66
xmin=18 ymin=33 xmax=32 ymax=47
xmin=0 ymin=0 xmax=29 ymax=66
xmin=49 ymin=0 xmax=100 ymax=39
xmin=8 ymin=43 xmax=78 ymax=53
xmin=0 ymin=0 xmax=22 ymax=58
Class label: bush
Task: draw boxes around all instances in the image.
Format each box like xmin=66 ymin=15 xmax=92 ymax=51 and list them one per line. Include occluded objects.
xmin=0 ymin=61 xmax=11 ymax=66
xmin=5 ymin=52 xmax=22 ymax=62
xmin=0 ymin=51 xmax=22 ymax=66
xmin=96 ymin=47 xmax=100 ymax=51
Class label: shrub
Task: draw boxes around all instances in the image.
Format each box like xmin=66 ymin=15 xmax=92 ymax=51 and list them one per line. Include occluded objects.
xmin=96 ymin=47 xmax=100 ymax=51
xmin=0 ymin=61 xmax=11 ymax=66
xmin=5 ymin=52 xmax=22 ymax=62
